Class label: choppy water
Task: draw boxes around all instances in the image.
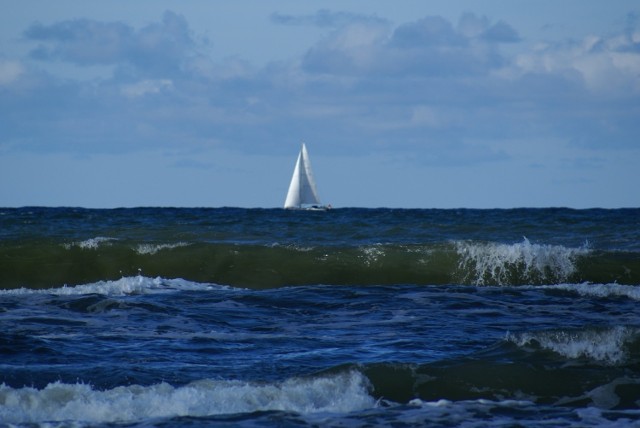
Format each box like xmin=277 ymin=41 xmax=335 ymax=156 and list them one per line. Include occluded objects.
xmin=1 ymin=207 xmax=639 ymax=427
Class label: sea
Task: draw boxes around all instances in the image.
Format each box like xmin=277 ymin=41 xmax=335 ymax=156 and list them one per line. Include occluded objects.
xmin=1 ymin=207 xmax=640 ymax=427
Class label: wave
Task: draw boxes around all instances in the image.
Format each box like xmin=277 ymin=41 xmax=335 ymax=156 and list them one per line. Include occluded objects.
xmin=506 ymin=326 xmax=640 ymax=366
xmin=135 ymin=242 xmax=190 ymax=255
xmin=455 ymin=237 xmax=589 ymax=285
xmin=358 ymin=326 xmax=640 ymax=408
xmin=0 ymin=371 xmax=375 ymax=425
xmin=5 ymin=358 xmax=640 ymax=426
xmin=0 ymin=276 xmax=221 ymax=296
xmin=2 ymin=331 xmax=640 ymax=425
xmin=63 ymin=236 xmax=191 ymax=255
xmin=62 ymin=236 xmax=118 ymax=250
xmin=3 ymin=375 xmax=637 ymax=428
xmin=539 ymin=283 xmax=640 ymax=301
xmin=1 ymin=238 xmax=639 ymax=289
xmin=393 ymin=398 xmax=640 ymax=427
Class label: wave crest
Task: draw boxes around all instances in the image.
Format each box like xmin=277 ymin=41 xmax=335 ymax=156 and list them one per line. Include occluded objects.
xmin=540 ymin=283 xmax=640 ymax=301
xmin=0 ymin=371 xmax=375 ymax=424
xmin=135 ymin=242 xmax=190 ymax=255
xmin=0 ymin=276 xmax=219 ymax=296
xmin=456 ymin=238 xmax=589 ymax=285
xmin=3 ymin=239 xmax=638 ymax=290
xmin=506 ymin=326 xmax=639 ymax=365
xmin=62 ymin=236 xmax=117 ymax=250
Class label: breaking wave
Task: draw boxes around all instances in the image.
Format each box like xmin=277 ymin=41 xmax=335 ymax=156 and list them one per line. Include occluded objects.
xmin=455 ymin=237 xmax=589 ymax=285
xmin=135 ymin=242 xmax=190 ymax=255
xmin=539 ymin=282 xmax=640 ymax=301
xmin=0 ymin=276 xmax=220 ymax=296
xmin=1 ymin=238 xmax=639 ymax=289
xmin=0 ymin=371 xmax=375 ymax=424
xmin=62 ymin=236 xmax=118 ymax=250
xmin=506 ymin=326 xmax=640 ymax=366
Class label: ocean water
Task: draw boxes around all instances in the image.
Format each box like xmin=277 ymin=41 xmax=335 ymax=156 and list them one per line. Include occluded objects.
xmin=1 ymin=207 xmax=640 ymax=427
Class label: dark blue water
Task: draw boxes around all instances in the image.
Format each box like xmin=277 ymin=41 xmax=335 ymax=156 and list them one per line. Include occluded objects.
xmin=1 ymin=208 xmax=640 ymax=426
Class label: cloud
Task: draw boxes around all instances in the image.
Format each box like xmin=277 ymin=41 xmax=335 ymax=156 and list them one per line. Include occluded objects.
xmin=4 ymin=9 xmax=640 ymax=164
xmin=271 ymin=9 xmax=388 ymax=28
xmin=301 ymin=13 xmax=517 ymax=77
xmin=24 ymin=11 xmax=196 ymax=76
xmin=301 ymin=21 xmax=389 ymax=75
xmin=456 ymin=13 xmax=521 ymax=43
xmin=294 ymin=12 xmax=639 ymax=151
xmin=121 ymin=79 xmax=173 ymax=98
xmin=391 ymin=16 xmax=466 ymax=48
xmin=482 ymin=20 xmax=521 ymax=43
xmin=0 ymin=60 xmax=25 ymax=85
xmin=505 ymin=12 xmax=640 ymax=97
xmin=3 ymin=8 xmax=640 ymax=208
xmin=25 ymin=19 xmax=133 ymax=64
xmin=511 ymin=37 xmax=640 ymax=95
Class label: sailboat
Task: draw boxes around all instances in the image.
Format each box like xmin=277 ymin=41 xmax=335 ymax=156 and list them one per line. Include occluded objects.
xmin=284 ymin=143 xmax=329 ymax=210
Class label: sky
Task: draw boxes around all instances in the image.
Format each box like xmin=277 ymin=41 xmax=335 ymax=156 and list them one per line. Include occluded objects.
xmin=1 ymin=1 xmax=639 ymax=208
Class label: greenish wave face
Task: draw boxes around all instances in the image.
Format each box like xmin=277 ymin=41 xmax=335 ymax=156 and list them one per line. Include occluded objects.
xmin=1 ymin=239 xmax=639 ymax=289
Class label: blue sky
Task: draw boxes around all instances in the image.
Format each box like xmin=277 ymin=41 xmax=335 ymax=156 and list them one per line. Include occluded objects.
xmin=1 ymin=1 xmax=639 ymax=208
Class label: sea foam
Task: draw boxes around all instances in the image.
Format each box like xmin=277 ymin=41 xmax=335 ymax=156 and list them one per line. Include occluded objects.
xmin=135 ymin=242 xmax=190 ymax=255
xmin=542 ymin=283 xmax=640 ymax=301
xmin=507 ymin=326 xmax=638 ymax=365
xmin=0 ymin=371 xmax=375 ymax=424
xmin=0 ymin=276 xmax=218 ymax=297
xmin=62 ymin=236 xmax=117 ymax=250
xmin=456 ymin=238 xmax=589 ymax=285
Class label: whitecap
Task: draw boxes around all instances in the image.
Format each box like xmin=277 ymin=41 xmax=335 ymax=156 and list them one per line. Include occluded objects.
xmin=62 ymin=236 xmax=118 ymax=250
xmin=541 ymin=283 xmax=640 ymax=302
xmin=455 ymin=238 xmax=590 ymax=285
xmin=506 ymin=326 xmax=638 ymax=365
xmin=0 ymin=371 xmax=375 ymax=424
xmin=135 ymin=242 xmax=190 ymax=255
xmin=0 ymin=276 xmax=220 ymax=296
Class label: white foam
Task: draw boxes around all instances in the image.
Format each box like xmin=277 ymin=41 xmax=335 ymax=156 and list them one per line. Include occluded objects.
xmin=359 ymin=245 xmax=385 ymax=266
xmin=271 ymin=243 xmax=315 ymax=252
xmin=399 ymin=398 xmax=637 ymax=427
xmin=541 ymin=283 xmax=640 ymax=301
xmin=0 ymin=276 xmax=219 ymax=297
xmin=456 ymin=238 xmax=589 ymax=285
xmin=0 ymin=371 xmax=375 ymax=424
xmin=506 ymin=326 xmax=638 ymax=365
xmin=62 ymin=236 xmax=117 ymax=250
xmin=135 ymin=242 xmax=190 ymax=255
xmin=399 ymin=398 xmax=536 ymax=427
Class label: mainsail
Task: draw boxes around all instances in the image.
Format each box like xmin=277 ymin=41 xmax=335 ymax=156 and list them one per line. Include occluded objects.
xmin=284 ymin=143 xmax=323 ymax=209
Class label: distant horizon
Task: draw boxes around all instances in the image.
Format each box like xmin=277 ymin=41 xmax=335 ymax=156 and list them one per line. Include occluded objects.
xmin=3 ymin=205 xmax=638 ymax=210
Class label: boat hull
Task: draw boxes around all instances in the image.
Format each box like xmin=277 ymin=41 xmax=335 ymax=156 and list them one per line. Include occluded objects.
xmin=285 ymin=205 xmax=330 ymax=211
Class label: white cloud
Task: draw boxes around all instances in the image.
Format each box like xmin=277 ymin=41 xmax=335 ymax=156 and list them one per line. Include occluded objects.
xmin=0 ymin=60 xmax=24 ymax=85
xmin=271 ymin=9 xmax=388 ymax=28
xmin=4 ymin=9 xmax=640 ymax=160
xmin=509 ymin=28 xmax=640 ymax=95
xmin=121 ymin=79 xmax=173 ymax=98
xmin=410 ymin=106 xmax=447 ymax=128
xmin=301 ymin=12 xmax=518 ymax=78
xmin=24 ymin=11 xmax=197 ymax=77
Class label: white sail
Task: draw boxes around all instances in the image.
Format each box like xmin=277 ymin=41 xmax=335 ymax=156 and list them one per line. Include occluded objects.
xmin=284 ymin=143 xmax=323 ymax=209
